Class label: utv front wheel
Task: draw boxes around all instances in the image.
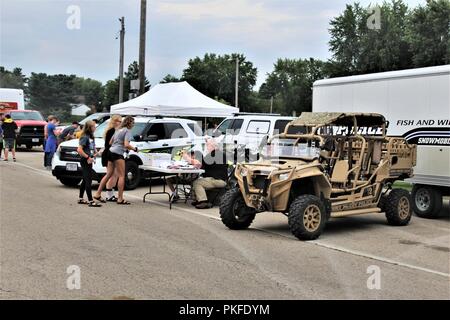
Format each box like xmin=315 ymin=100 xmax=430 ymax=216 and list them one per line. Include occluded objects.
xmin=385 ymin=189 xmax=412 ymax=226
xmin=220 ymin=188 xmax=256 ymax=230
xmin=288 ymin=195 xmax=327 ymax=240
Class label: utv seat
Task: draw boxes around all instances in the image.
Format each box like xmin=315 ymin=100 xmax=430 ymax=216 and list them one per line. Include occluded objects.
xmin=330 ymin=160 xmax=349 ymax=184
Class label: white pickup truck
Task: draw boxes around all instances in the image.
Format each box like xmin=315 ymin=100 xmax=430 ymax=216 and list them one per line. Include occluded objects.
xmin=52 ymin=116 xmax=204 ymax=189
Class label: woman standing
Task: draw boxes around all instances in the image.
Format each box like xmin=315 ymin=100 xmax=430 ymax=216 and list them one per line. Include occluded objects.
xmin=93 ymin=115 xmax=122 ymax=202
xmin=77 ymin=120 xmax=102 ymax=207
xmin=44 ymin=116 xmax=59 ymax=169
xmin=108 ymin=116 xmax=138 ymax=205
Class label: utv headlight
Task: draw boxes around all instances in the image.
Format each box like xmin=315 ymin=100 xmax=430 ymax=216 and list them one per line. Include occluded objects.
xmin=240 ymin=167 xmax=248 ymax=177
xmin=278 ymin=173 xmax=290 ymax=181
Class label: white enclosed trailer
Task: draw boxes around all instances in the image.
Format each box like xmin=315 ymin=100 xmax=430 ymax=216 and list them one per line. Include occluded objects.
xmin=313 ymin=65 xmax=450 ymax=218
xmin=0 ymin=88 xmax=25 ymax=112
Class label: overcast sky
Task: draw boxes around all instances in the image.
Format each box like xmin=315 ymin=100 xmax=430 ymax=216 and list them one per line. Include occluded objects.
xmin=0 ymin=0 xmax=425 ymax=88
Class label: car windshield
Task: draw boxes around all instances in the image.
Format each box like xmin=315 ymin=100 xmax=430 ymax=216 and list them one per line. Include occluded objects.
xmin=94 ymin=121 xmax=147 ymax=141
xmin=188 ymin=122 xmax=203 ymax=136
xmin=262 ymin=138 xmax=321 ymax=160
xmin=10 ymin=111 xmax=44 ymax=121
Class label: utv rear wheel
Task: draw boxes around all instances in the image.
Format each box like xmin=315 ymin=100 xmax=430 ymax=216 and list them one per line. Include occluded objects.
xmin=411 ymin=185 xmax=442 ymax=218
xmin=385 ymin=189 xmax=412 ymax=226
xmin=288 ymin=195 xmax=327 ymax=240
xmin=220 ymin=188 xmax=256 ymax=230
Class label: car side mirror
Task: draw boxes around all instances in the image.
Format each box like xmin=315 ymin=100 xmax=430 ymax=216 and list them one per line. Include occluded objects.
xmin=134 ymin=135 xmax=142 ymax=142
xmin=385 ymin=121 xmax=390 ymax=129
xmin=145 ymin=135 xmax=159 ymax=142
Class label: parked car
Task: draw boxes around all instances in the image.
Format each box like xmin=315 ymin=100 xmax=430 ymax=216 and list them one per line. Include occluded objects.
xmin=56 ymin=112 xmax=111 ymax=132
xmin=213 ymin=113 xmax=296 ymax=161
xmin=52 ymin=116 xmax=204 ymax=189
xmin=5 ymin=110 xmax=47 ymax=149
xmin=79 ymin=112 xmax=110 ymax=127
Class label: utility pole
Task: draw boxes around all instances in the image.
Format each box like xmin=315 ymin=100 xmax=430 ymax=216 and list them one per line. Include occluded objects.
xmin=118 ymin=17 xmax=125 ymax=103
xmin=235 ymin=56 xmax=239 ymax=110
xmin=138 ymin=0 xmax=147 ymax=95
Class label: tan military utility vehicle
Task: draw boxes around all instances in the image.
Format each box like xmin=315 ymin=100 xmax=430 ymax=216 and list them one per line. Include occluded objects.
xmin=220 ymin=112 xmax=417 ymax=240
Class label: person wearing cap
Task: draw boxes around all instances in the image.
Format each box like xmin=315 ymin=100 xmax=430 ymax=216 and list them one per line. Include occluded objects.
xmin=181 ymin=137 xmax=228 ymax=209
xmin=1 ymin=114 xmax=18 ymax=162
xmin=58 ymin=121 xmax=80 ymax=143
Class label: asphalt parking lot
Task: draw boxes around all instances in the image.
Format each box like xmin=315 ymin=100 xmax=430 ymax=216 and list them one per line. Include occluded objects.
xmin=0 ymin=148 xmax=449 ymax=299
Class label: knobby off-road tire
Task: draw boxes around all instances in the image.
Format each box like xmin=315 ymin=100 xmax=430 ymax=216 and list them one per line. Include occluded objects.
xmin=288 ymin=195 xmax=327 ymax=241
xmin=377 ymin=193 xmax=387 ymax=212
xmin=385 ymin=189 xmax=412 ymax=226
xmin=220 ymin=188 xmax=256 ymax=230
xmin=411 ymin=185 xmax=442 ymax=219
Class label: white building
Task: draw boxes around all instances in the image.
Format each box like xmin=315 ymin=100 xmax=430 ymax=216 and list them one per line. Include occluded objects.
xmin=71 ymin=104 xmax=91 ymax=116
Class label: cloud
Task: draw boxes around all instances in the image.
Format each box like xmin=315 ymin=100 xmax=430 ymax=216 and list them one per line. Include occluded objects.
xmin=156 ymin=0 xmax=295 ymax=23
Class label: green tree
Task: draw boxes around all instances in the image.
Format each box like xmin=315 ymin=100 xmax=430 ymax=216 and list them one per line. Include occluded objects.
xmin=28 ymin=73 xmax=77 ymax=119
xmin=328 ymin=0 xmax=416 ymax=76
xmin=181 ymin=53 xmax=257 ymax=110
xmin=102 ymin=61 xmax=150 ymax=110
xmin=358 ymin=0 xmax=412 ymax=73
xmin=160 ymin=74 xmax=181 ymax=83
xmin=72 ymin=77 xmax=103 ymax=111
xmin=328 ymin=3 xmax=364 ymax=75
xmin=0 ymin=67 xmax=27 ymax=90
xmin=406 ymin=0 xmax=450 ymax=67
xmin=102 ymin=79 xmax=119 ymax=110
xmin=259 ymin=58 xmax=329 ymax=115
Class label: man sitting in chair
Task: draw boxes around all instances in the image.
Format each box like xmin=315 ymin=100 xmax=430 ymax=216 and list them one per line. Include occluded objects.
xmin=180 ymin=137 xmax=228 ymax=209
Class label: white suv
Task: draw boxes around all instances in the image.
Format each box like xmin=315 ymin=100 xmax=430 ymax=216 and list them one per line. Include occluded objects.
xmin=52 ymin=116 xmax=204 ymax=189
xmin=213 ymin=113 xmax=296 ymax=160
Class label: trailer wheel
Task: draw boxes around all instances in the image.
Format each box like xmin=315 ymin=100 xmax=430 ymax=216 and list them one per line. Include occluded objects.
xmin=220 ymin=188 xmax=256 ymax=230
xmin=385 ymin=189 xmax=412 ymax=226
xmin=288 ymin=195 xmax=327 ymax=240
xmin=411 ymin=185 xmax=442 ymax=218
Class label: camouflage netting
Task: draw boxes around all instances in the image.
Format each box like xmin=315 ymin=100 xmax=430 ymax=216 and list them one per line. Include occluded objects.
xmin=291 ymin=112 xmax=385 ymax=127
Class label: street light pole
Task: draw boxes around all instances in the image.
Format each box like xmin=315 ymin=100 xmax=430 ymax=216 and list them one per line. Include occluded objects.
xmin=138 ymin=0 xmax=147 ymax=95
xmin=235 ymin=56 xmax=239 ymax=110
xmin=118 ymin=17 xmax=125 ymax=103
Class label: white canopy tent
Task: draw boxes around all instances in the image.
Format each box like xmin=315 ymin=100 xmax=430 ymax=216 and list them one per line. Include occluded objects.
xmin=110 ymin=81 xmax=238 ymax=117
